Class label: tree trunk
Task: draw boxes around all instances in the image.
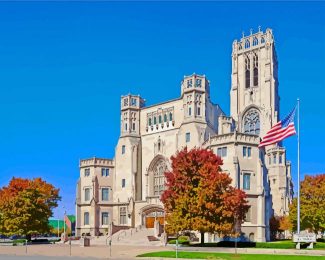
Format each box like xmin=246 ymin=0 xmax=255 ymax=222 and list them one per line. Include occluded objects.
xmin=200 ymin=232 xmax=204 ymax=245
xmin=26 ymin=234 xmax=31 ymax=242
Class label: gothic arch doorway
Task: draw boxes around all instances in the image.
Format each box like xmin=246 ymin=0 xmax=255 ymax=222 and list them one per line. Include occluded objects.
xmin=140 ymin=205 xmax=165 ymax=228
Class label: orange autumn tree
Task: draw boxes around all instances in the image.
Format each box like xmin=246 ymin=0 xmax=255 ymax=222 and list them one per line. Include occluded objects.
xmin=289 ymin=174 xmax=325 ymax=233
xmin=0 ymin=177 xmax=60 ymax=239
xmin=161 ymin=147 xmax=249 ymax=244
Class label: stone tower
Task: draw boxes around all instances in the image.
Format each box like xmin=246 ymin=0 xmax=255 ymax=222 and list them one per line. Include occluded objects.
xmin=230 ymin=28 xmax=279 ymax=138
xmin=113 ymin=94 xmax=145 ymax=226
xmin=230 ymin=28 xmax=293 ymax=217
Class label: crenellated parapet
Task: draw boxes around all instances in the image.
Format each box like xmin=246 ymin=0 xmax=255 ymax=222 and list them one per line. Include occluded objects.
xmin=80 ymin=157 xmax=114 ymax=168
xmin=232 ymin=27 xmax=274 ymax=55
xmin=202 ymin=132 xmax=260 ymax=147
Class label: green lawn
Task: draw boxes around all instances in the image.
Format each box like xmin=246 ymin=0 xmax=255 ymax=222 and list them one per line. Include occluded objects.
xmin=184 ymin=240 xmax=325 ymax=250
xmin=138 ymin=251 xmax=323 ymax=259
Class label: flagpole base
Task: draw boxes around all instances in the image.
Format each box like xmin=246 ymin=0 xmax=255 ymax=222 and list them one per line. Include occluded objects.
xmin=296 ymin=242 xmax=301 ymax=250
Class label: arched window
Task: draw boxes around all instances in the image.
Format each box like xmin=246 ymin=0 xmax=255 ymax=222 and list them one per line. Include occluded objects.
xmin=154 ymin=161 xmax=167 ymax=196
xmin=253 ymin=37 xmax=258 ymax=46
xmin=169 ymin=112 xmax=173 ymax=121
xmin=261 ymin=37 xmax=265 ymax=44
xmin=243 ymin=109 xmax=260 ymax=135
xmin=245 ymin=39 xmax=250 ymax=49
xmin=164 ymin=114 xmax=167 ymax=122
xmin=253 ymin=53 xmax=258 ymax=86
xmin=245 ymin=56 xmax=250 ymax=89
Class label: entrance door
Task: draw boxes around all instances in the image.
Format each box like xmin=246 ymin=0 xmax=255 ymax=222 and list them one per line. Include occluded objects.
xmin=146 ymin=217 xmax=155 ymax=228
xmin=145 ymin=217 xmax=164 ymax=228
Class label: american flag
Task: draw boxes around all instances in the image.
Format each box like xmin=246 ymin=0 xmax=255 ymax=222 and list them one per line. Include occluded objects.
xmin=259 ymin=107 xmax=296 ymax=148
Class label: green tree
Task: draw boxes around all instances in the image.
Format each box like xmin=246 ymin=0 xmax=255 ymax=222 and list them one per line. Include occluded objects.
xmin=0 ymin=177 xmax=61 ymax=239
xmin=161 ymin=147 xmax=249 ymax=244
xmin=289 ymin=174 xmax=325 ymax=233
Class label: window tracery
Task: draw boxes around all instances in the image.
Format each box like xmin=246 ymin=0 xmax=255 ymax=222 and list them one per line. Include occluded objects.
xmin=243 ymin=109 xmax=260 ymax=135
xmin=153 ymin=160 xmax=167 ymax=196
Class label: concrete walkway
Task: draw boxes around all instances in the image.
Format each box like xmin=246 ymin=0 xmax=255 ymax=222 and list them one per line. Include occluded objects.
xmin=0 ymin=243 xmax=324 ymax=259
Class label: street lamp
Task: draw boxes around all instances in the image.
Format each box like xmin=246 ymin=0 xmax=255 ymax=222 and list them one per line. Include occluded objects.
xmin=63 ymin=206 xmax=66 ymax=237
xmin=57 ymin=217 xmax=60 ymax=238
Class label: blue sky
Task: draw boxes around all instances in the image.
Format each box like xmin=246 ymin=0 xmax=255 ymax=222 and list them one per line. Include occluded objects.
xmin=0 ymin=2 xmax=324 ymax=218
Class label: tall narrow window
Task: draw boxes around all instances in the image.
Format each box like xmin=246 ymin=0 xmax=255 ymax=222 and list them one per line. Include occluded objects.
xmin=125 ymin=123 xmax=127 ymax=131
xmin=159 ymin=115 xmax=162 ymax=123
xmin=243 ymin=173 xmax=251 ymax=190
xmin=154 ymin=117 xmax=157 ymax=125
xmin=188 ymin=107 xmax=192 ymax=116
xmin=169 ymin=112 xmax=173 ymax=121
xmin=102 ymin=212 xmax=109 ymax=225
xmin=279 ymin=154 xmax=283 ymax=164
xmin=84 ymin=188 xmax=90 ymax=201
xmin=84 ymin=212 xmax=89 ymax=225
xmin=247 ymin=147 xmax=251 ymax=157
xmin=119 ymin=207 xmax=127 ymax=225
xmin=102 ymin=188 xmax=109 ymax=201
xmin=186 ymin=132 xmax=190 ymax=143
xmin=187 ymin=79 xmax=192 ymax=88
xmin=253 ymin=53 xmax=258 ymax=86
xmin=197 ymin=106 xmax=201 ymax=116
xmin=148 ymin=118 xmax=152 ymax=126
xmin=122 ymin=179 xmax=126 ymax=188
xmin=122 ymin=145 xmax=125 ymax=154
xmin=132 ymin=122 xmax=135 ymax=131
xmin=164 ymin=114 xmax=167 ymax=122
xmin=245 ymin=39 xmax=250 ymax=49
xmin=245 ymin=56 xmax=250 ymax=88
xmin=273 ymin=154 xmax=277 ymax=164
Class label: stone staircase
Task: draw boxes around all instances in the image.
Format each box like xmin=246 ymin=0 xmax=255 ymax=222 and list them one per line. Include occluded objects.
xmin=89 ymin=226 xmax=162 ymax=246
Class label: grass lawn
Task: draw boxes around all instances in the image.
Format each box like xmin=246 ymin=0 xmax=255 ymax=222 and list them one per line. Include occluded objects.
xmin=138 ymin=251 xmax=323 ymax=259
xmin=186 ymin=240 xmax=325 ymax=250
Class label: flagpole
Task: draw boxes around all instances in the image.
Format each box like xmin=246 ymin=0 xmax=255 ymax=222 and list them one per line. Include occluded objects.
xmin=297 ymin=98 xmax=300 ymax=235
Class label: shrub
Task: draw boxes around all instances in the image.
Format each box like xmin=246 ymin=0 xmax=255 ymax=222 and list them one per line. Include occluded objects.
xmin=168 ymin=239 xmax=189 ymax=245
xmin=178 ymin=236 xmax=189 ymax=241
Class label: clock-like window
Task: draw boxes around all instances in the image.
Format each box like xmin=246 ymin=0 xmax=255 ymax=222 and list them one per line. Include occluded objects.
xmin=243 ymin=109 xmax=260 ymax=135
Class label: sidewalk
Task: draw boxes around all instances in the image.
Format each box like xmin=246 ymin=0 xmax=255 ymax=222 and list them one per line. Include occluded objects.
xmin=0 ymin=243 xmax=324 ymax=259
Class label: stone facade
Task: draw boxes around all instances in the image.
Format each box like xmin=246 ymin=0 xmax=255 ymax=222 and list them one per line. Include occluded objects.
xmin=76 ymin=28 xmax=293 ymax=242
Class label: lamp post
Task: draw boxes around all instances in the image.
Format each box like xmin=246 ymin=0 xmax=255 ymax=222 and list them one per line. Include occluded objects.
xmin=57 ymin=217 xmax=60 ymax=238
xmin=63 ymin=206 xmax=66 ymax=238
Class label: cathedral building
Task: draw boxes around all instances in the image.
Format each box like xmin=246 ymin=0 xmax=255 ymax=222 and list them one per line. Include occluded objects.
xmin=75 ymin=28 xmax=293 ymax=242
